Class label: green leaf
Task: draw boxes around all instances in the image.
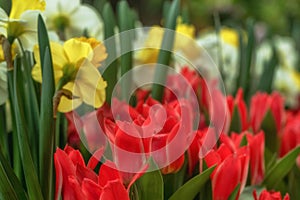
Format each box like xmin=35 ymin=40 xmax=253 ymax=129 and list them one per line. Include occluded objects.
xmin=288 ymin=165 xmax=300 ymax=199
xmin=102 ymin=2 xmax=118 ymax=104
xmin=134 ymin=169 xmax=164 ymax=200
xmin=264 ymin=147 xmax=277 ymax=172
xmin=117 ymin=0 xmax=133 ymax=102
xmin=13 ymin=57 xmax=44 ymax=200
xmin=0 ymin=105 xmax=9 ymax=161
xmin=238 ymin=20 xmax=255 ymax=100
xmin=0 ymin=150 xmax=28 ymax=200
xmin=6 ymin=56 xmax=22 ymax=179
xmin=20 ymin=51 xmax=40 ymax=170
xmin=169 ymin=165 xmax=216 ymax=200
xmin=261 ymin=110 xmax=279 ymax=153
xmin=228 ymin=184 xmax=240 ymax=200
xmin=257 ymin=44 xmax=278 ymax=93
xmin=164 ymin=156 xmax=188 ymax=199
xmin=263 ymin=146 xmax=300 ymax=189
xmin=0 ymin=0 xmax=11 ymax=15
xmin=229 ymin=105 xmax=242 ymax=133
xmin=38 ymin=15 xmax=55 ymax=200
xmin=152 ymin=0 xmax=180 ymax=101
xmin=38 ymin=15 xmax=52 ymax=74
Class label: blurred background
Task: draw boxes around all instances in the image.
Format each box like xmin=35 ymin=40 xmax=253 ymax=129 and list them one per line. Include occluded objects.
xmin=83 ymin=0 xmax=300 ymax=65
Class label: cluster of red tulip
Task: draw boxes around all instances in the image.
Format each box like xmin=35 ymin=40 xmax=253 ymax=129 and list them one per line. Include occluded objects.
xmin=55 ymin=67 xmax=299 ymax=200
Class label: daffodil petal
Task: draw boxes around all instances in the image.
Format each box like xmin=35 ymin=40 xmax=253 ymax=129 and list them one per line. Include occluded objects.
xmin=10 ymin=0 xmax=45 ymax=19
xmin=16 ymin=10 xmax=43 ymax=50
xmin=0 ymin=7 xmax=8 ymax=21
xmin=0 ymin=62 xmax=7 ymax=105
xmin=58 ymin=95 xmax=82 ymax=113
xmin=58 ymin=81 xmax=82 ymax=112
xmin=68 ymin=5 xmax=103 ymax=38
xmin=52 ymin=0 xmax=80 ymax=15
xmin=91 ymin=43 xmax=108 ymax=67
xmin=31 ymin=64 xmax=42 ymax=83
xmin=0 ymin=8 xmax=8 ymax=36
xmin=63 ymin=38 xmax=93 ymax=63
xmin=74 ymin=62 xmax=107 ymax=108
xmin=50 ymin=42 xmax=68 ymax=69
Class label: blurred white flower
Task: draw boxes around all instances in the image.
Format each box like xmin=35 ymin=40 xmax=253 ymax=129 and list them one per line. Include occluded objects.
xmin=274 ymin=68 xmax=300 ymax=107
xmin=44 ymin=0 xmax=103 ymax=40
xmin=197 ymin=28 xmax=239 ymax=94
xmin=0 ymin=62 xmax=7 ymax=105
xmin=255 ymin=36 xmax=300 ymax=107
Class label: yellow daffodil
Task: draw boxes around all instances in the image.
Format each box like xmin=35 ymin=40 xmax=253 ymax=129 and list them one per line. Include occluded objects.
xmin=44 ymin=0 xmax=103 ymax=40
xmin=32 ymin=38 xmax=107 ymax=112
xmin=135 ymin=18 xmax=196 ymax=64
xmin=0 ymin=0 xmax=45 ymax=49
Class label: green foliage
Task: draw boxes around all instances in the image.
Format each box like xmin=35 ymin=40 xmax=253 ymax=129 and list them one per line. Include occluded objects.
xmin=169 ymin=165 xmax=216 ymax=200
xmin=263 ymin=146 xmax=300 ymax=190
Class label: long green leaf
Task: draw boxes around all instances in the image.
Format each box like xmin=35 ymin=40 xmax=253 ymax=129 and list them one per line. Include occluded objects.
xmin=238 ymin=20 xmax=255 ymax=100
xmin=0 ymin=150 xmax=28 ymax=200
xmin=151 ymin=0 xmax=180 ymax=101
xmin=257 ymin=44 xmax=278 ymax=93
xmin=102 ymin=2 xmax=118 ymax=104
xmin=20 ymin=51 xmax=39 ymax=170
xmin=263 ymin=146 xmax=300 ymax=189
xmin=134 ymin=169 xmax=164 ymax=200
xmin=117 ymin=0 xmax=133 ymax=102
xmin=13 ymin=57 xmax=44 ymax=200
xmin=261 ymin=110 xmax=279 ymax=153
xmin=38 ymin=15 xmax=52 ymax=74
xmin=0 ymin=105 xmax=9 ymax=161
xmin=169 ymin=165 xmax=216 ymax=200
xmin=38 ymin=15 xmax=55 ymax=200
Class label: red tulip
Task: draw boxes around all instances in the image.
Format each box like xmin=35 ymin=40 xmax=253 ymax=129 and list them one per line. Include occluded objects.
xmin=250 ymin=92 xmax=285 ymax=134
xmin=102 ymin=96 xmax=195 ymax=175
xmin=204 ymin=137 xmax=250 ymax=200
xmin=65 ymin=103 xmax=111 ymax=151
xmin=54 ymin=145 xmax=101 ymax=200
xmin=253 ymin=189 xmax=290 ymax=200
xmin=230 ymin=131 xmax=265 ymax=185
xmin=54 ymin=146 xmax=139 ymax=200
xmin=279 ymin=111 xmax=300 ymax=168
xmin=187 ymin=128 xmax=218 ymax=175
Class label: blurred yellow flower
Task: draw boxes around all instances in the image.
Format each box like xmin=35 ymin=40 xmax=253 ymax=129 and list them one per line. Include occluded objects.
xmin=0 ymin=0 xmax=45 ymax=49
xmin=135 ymin=18 xmax=196 ymax=64
xmin=32 ymin=38 xmax=107 ymax=112
xmin=220 ymin=28 xmax=239 ymax=47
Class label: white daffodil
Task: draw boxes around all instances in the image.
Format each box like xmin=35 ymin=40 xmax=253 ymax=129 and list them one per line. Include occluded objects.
xmin=0 ymin=62 xmax=7 ymax=105
xmin=44 ymin=0 xmax=103 ymax=40
xmin=274 ymin=67 xmax=300 ymax=107
xmin=255 ymin=36 xmax=300 ymax=107
xmin=197 ymin=28 xmax=239 ymax=94
xmin=0 ymin=0 xmax=45 ymax=50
